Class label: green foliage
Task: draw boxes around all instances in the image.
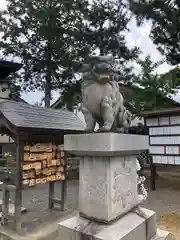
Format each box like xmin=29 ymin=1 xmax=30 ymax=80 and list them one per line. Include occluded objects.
xmin=0 ymin=0 xmax=90 ymax=106
xmin=0 ymin=0 xmax=139 ymax=108
xmin=131 ymin=55 xmax=180 ymax=112
xmin=84 ymin=0 xmax=139 ymax=81
xmin=55 ymin=80 xmax=82 ymax=111
xmin=56 ymin=0 xmax=140 ymax=108
xmin=129 ymin=0 xmax=180 ymax=65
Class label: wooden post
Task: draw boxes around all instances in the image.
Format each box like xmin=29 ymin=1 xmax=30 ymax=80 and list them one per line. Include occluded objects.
xmin=150 ymin=155 xmax=156 ymax=191
xmin=60 ymin=181 xmax=66 ymax=211
xmin=48 ymin=139 xmax=55 ymax=209
xmin=15 ymin=136 xmax=24 ymax=232
xmin=48 ymin=143 xmax=67 ymax=211
xmin=48 ymin=182 xmax=54 ymax=209
xmin=1 ymin=188 xmax=9 ymax=225
xmin=61 ymin=152 xmax=67 ymax=211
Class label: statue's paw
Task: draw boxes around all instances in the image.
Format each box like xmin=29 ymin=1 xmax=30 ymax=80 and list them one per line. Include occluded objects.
xmin=116 ymin=128 xmax=125 ymax=133
xmin=98 ymin=125 xmax=111 ymax=132
xmin=85 ymin=128 xmax=95 ymax=133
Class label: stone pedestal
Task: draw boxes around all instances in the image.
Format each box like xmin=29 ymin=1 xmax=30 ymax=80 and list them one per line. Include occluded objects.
xmin=79 ymin=155 xmax=138 ymax=222
xmin=59 ymin=133 xmax=171 ymax=240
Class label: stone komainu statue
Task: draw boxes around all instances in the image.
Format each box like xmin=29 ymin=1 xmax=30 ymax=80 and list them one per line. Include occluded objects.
xmin=81 ymin=55 xmax=132 ymax=133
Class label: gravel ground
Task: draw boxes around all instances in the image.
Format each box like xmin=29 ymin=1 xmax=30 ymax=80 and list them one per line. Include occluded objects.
xmin=142 ymin=168 xmax=180 ymax=239
xmin=2 ymin=168 xmax=180 ymax=239
xmin=0 ymin=181 xmax=79 ymax=236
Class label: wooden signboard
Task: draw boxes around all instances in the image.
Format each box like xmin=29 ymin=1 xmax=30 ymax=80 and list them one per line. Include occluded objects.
xmin=22 ymin=143 xmax=65 ymax=187
xmin=147 ymin=116 xmax=180 ymax=165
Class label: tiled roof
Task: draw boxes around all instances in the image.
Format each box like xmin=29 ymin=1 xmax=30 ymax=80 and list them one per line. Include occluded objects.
xmin=0 ymin=100 xmax=85 ymax=131
xmin=140 ymin=107 xmax=180 ymax=117
xmin=0 ymin=60 xmax=22 ymax=79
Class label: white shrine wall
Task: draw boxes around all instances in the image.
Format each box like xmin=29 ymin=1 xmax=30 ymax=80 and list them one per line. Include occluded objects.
xmin=146 ymin=115 xmax=180 ymax=165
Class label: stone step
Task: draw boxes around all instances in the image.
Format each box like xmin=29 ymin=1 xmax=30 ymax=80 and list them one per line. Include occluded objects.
xmin=58 ymin=207 xmax=157 ymax=240
xmin=134 ymin=207 xmax=157 ymax=239
xmin=151 ymin=229 xmax=172 ymax=240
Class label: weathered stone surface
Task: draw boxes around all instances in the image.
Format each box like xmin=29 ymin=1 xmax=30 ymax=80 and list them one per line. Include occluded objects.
xmin=80 ymin=55 xmax=131 ymax=133
xmin=64 ymin=133 xmax=149 ymax=156
xmin=151 ymin=229 xmax=172 ymax=240
xmin=133 ymin=207 xmax=157 ymax=239
xmin=79 ymin=155 xmax=138 ymax=222
xmin=58 ymin=208 xmax=159 ymax=240
xmin=62 ymin=133 xmax=171 ymax=239
xmin=64 ymin=133 xmax=149 ymax=222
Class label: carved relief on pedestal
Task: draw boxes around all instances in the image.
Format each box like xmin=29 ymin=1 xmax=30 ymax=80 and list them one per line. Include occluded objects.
xmin=80 ymin=157 xmax=108 ymax=206
xmin=111 ymin=156 xmax=137 ymax=214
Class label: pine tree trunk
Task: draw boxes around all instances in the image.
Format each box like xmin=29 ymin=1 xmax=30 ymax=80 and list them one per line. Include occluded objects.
xmin=44 ymin=0 xmax=52 ymax=108
xmin=45 ymin=42 xmax=52 ymax=108
xmin=99 ymin=23 xmax=104 ymax=55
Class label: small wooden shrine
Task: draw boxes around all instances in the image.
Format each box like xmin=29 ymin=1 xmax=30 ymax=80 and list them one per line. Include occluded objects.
xmin=142 ymin=107 xmax=180 ymax=190
xmin=0 ymin=60 xmax=85 ymax=233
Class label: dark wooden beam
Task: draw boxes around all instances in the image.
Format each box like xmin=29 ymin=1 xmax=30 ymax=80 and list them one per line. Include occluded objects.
xmin=0 ymin=115 xmax=18 ymax=141
xmin=0 ymin=184 xmax=16 ymax=191
xmin=48 ymin=182 xmax=54 ymax=209
xmin=14 ymin=136 xmax=24 ymax=232
xmin=150 ymin=156 xmax=156 ymax=191
xmin=19 ymin=130 xmax=64 ymax=143
xmin=61 ymin=152 xmax=67 ymax=211
xmin=48 ymin=147 xmax=67 ymax=211
xmin=1 ymin=188 xmax=10 ymax=225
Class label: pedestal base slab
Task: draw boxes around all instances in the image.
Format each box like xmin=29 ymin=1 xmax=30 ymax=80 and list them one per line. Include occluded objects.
xmin=58 ymin=207 xmax=170 ymax=240
xmin=151 ymin=229 xmax=172 ymax=240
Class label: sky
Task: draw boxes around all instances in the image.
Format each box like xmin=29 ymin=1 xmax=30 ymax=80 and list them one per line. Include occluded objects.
xmin=1 ymin=0 xmax=180 ymax=105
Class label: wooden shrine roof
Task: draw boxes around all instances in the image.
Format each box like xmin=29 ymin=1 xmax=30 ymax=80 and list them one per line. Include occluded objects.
xmin=0 ymin=100 xmax=85 ymax=132
xmin=0 ymin=60 xmax=22 ymax=79
xmin=140 ymin=107 xmax=180 ymax=118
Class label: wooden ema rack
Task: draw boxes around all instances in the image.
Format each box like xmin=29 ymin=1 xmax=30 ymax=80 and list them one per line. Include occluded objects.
xmin=23 ymin=143 xmax=65 ymax=187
